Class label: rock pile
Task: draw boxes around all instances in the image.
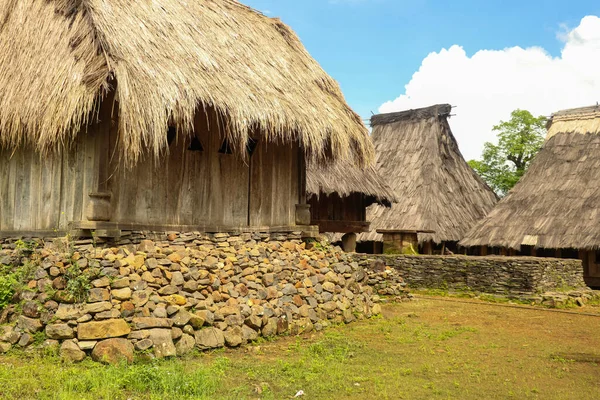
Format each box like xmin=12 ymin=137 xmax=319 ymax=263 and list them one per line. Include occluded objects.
xmin=0 ymin=232 xmax=381 ymax=363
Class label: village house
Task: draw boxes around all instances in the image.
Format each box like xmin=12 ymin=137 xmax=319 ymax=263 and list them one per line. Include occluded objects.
xmin=460 ymin=105 xmax=600 ymax=287
xmin=0 ymin=0 xmax=373 ymax=238
xmin=358 ymin=104 xmax=498 ymax=254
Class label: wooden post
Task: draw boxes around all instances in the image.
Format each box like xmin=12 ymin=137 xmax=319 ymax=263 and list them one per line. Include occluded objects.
xmin=500 ymin=247 xmax=507 ymax=256
xmin=480 ymin=246 xmax=488 ymax=256
xmin=341 ymin=232 xmax=357 ymax=253
xmin=377 ymin=229 xmax=432 ymax=254
xmin=423 ymin=240 xmax=433 ymax=255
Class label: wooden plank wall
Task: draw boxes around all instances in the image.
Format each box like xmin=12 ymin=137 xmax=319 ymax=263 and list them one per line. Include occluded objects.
xmin=0 ymin=129 xmax=101 ymax=232
xmin=1 ymin=108 xmax=299 ymax=231
xmin=109 ymin=116 xmax=251 ymax=227
xmin=109 ymin=115 xmax=298 ymax=228
xmin=249 ymin=140 xmax=299 ymax=227
xmin=308 ymin=193 xmax=366 ymax=222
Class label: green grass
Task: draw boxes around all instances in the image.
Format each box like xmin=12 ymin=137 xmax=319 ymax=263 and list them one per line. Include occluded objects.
xmin=2 ymin=298 xmax=600 ymax=399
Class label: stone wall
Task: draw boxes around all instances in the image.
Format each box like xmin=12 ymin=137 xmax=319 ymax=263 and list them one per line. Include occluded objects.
xmin=354 ymin=254 xmax=587 ymax=296
xmin=0 ymin=232 xmax=385 ymax=363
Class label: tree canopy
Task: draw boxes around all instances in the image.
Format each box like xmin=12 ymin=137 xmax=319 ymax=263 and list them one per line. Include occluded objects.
xmin=468 ymin=109 xmax=546 ymax=196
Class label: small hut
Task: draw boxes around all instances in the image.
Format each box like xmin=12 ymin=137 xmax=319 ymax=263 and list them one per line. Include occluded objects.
xmin=306 ymin=161 xmax=396 ymax=251
xmin=359 ymin=104 xmax=498 ymax=254
xmin=460 ymin=105 xmax=600 ymax=287
xmin=0 ymin=0 xmax=373 ymax=237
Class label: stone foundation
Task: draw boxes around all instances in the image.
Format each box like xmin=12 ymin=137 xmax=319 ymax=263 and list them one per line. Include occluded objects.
xmin=355 ymin=254 xmax=587 ymax=295
xmin=0 ymin=232 xmax=382 ymax=362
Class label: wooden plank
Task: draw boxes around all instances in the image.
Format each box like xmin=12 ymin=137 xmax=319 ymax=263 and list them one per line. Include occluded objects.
xmin=312 ymin=220 xmax=370 ymax=233
xmin=0 ymin=148 xmax=16 ymax=230
xmin=249 ymin=141 xmax=298 ymax=226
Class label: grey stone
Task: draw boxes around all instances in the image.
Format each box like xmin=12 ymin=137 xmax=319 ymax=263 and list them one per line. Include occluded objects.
xmin=195 ymin=327 xmax=225 ymax=350
xmin=45 ymin=323 xmax=75 ymax=340
xmin=17 ymin=316 xmax=42 ymax=333
xmin=88 ymin=288 xmax=110 ymax=302
xmin=170 ymin=272 xmax=185 ymax=286
xmin=175 ymin=334 xmax=195 ymax=356
xmin=92 ymin=338 xmax=134 ymax=365
xmin=112 ymin=287 xmax=132 ymax=300
xmin=158 ymin=285 xmax=178 ymax=295
xmin=60 ymin=340 xmax=86 ymax=362
xmin=134 ymin=339 xmax=154 ymax=351
xmin=224 ymin=326 xmax=243 ymax=347
xmin=0 ymin=342 xmax=12 ymax=354
xmin=172 ymin=310 xmax=192 ymax=327
xmin=132 ymin=317 xmax=171 ymax=330
xmin=18 ymin=333 xmax=34 ymax=347
xmin=148 ymin=329 xmax=176 ymax=358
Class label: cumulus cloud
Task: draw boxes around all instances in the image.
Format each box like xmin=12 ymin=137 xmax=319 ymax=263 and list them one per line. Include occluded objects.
xmin=380 ymin=16 xmax=600 ymax=161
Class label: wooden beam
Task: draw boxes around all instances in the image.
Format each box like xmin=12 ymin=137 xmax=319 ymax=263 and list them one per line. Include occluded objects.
xmin=71 ymin=221 xmax=318 ymax=234
xmin=312 ymin=220 xmax=370 ymax=234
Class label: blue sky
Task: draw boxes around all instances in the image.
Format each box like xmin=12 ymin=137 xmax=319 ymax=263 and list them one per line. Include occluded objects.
xmin=244 ymin=0 xmax=600 ymax=159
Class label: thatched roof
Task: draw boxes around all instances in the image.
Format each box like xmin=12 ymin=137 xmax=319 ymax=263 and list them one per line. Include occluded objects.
xmin=307 ymin=160 xmax=397 ymax=206
xmin=460 ymin=105 xmax=600 ymax=250
xmin=359 ymin=104 xmax=498 ymax=244
xmin=0 ymin=0 xmax=372 ymax=165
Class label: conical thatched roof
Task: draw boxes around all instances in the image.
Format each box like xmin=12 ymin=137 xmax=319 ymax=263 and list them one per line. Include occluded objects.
xmin=0 ymin=0 xmax=372 ymax=165
xmin=307 ymin=160 xmax=397 ymax=206
xmin=359 ymin=104 xmax=498 ymax=244
xmin=460 ymin=105 xmax=600 ymax=250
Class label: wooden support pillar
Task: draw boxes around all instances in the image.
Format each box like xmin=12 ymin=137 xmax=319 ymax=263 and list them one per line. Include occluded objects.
xmin=480 ymin=246 xmax=488 ymax=256
xmin=531 ymin=246 xmax=537 ymax=257
xmin=423 ymin=240 xmax=433 ymax=255
xmin=500 ymin=248 xmax=508 ymax=256
xmin=377 ymin=229 xmax=434 ymax=255
xmin=341 ymin=232 xmax=357 ymax=253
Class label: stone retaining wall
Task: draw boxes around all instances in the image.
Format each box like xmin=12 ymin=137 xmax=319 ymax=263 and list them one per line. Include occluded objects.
xmin=354 ymin=254 xmax=587 ymax=295
xmin=0 ymin=233 xmax=386 ymax=363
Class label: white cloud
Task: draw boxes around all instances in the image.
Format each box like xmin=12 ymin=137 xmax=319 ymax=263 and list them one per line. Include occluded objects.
xmin=379 ymin=15 xmax=600 ymax=161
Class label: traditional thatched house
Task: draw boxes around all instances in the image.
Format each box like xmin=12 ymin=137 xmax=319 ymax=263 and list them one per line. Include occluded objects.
xmin=460 ymin=105 xmax=600 ymax=286
xmin=0 ymin=0 xmax=373 ymax=237
xmin=358 ymin=104 xmax=498 ymax=254
xmin=306 ymin=161 xmax=396 ymax=250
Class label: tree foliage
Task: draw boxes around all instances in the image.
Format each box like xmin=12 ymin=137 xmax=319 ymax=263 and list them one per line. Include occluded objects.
xmin=468 ymin=109 xmax=546 ymax=196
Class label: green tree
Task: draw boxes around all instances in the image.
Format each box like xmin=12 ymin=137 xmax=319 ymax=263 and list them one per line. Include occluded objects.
xmin=468 ymin=109 xmax=546 ymax=196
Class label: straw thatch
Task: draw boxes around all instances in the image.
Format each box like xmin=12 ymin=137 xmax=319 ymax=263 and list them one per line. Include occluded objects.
xmin=0 ymin=0 xmax=372 ymax=165
xmin=359 ymin=104 xmax=498 ymax=244
xmin=460 ymin=105 xmax=600 ymax=250
xmin=307 ymin=160 xmax=397 ymax=206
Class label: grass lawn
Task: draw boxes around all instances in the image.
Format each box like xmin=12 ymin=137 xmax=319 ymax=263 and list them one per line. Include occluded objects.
xmin=1 ymin=297 xmax=599 ymax=399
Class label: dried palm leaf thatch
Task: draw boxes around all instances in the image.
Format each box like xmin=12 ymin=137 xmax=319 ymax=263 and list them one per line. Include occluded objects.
xmin=546 ymin=105 xmax=600 ymax=139
xmin=359 ymin=104 xmax=498 ymax=244
xmin=461 ymin=105 xmax=600 ymax=250
xmin=307 ymin=159 xmax=397 ymax=206
xmin=0 ymin=0 xmax=372 ymax=165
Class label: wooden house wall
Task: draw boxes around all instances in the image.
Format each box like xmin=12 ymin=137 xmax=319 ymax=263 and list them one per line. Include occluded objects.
xmin=0 ymin=122 xmax=105 ymax=233
xmin=308 ymin=193 xmax=366 ymax=222
xmin=108 ymin=121 xmax=299 ymax=228
xmin=0 ymin=110 xmax=300 ymax=232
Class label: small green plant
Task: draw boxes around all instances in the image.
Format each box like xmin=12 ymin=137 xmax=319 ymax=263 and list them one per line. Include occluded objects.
xmin=0 ymin=270 xmax=18 ymax=310
xmin=14 ymin=239 xmax=36 ymax=256
xmin=64 ymin=264 xmax=91 ymax=302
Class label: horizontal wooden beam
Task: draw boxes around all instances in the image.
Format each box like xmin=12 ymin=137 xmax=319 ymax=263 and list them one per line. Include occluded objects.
xmin=376 ymin=229 xmax=436 ymax=234
xmin=70 ymin=221 xmax=319 ymax=237
xmin=312 ymin=220 xmax=370 ymax=233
